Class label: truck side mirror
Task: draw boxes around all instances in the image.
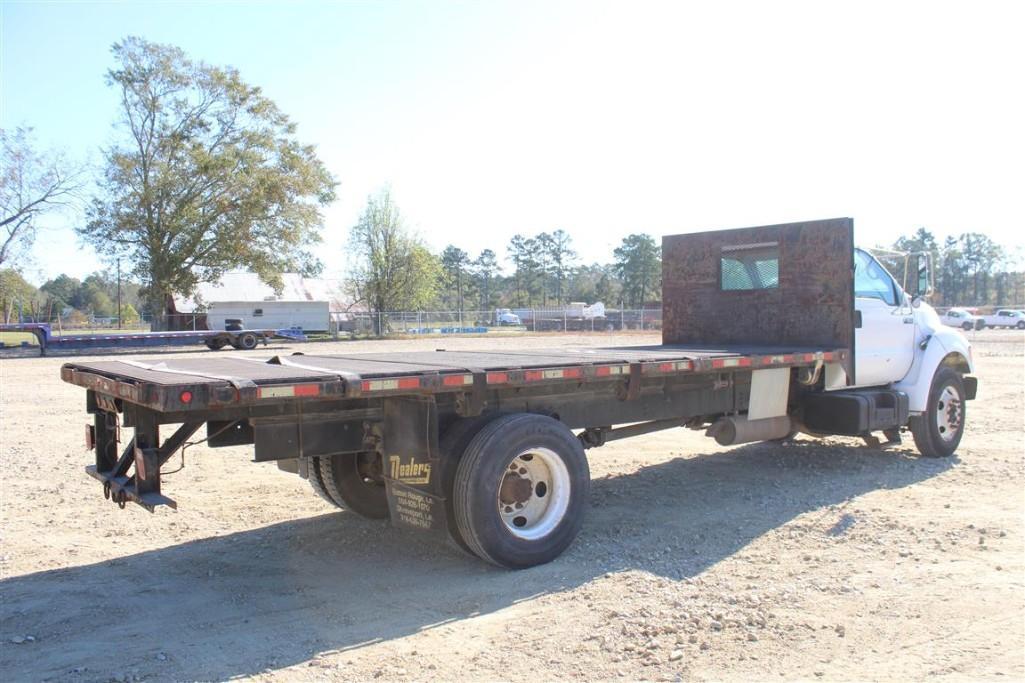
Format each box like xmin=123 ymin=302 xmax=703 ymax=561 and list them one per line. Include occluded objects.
xmin=905 ymin=254 xmax=933 ymax=302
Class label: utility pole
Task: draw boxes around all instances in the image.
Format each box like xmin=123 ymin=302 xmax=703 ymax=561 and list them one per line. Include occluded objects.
xmin=116 ymin=258 xmax=122 ymax=330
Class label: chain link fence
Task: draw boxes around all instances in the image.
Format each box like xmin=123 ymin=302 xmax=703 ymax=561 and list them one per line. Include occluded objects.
xmin=331 ymin=308 xmax=663 ymax=337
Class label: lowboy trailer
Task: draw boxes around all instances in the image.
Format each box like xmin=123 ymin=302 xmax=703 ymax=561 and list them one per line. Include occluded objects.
xmin=1 ymin=323 xmax=279 ymax=356
xmin=61 ymin=219 xmax=977 ymax=568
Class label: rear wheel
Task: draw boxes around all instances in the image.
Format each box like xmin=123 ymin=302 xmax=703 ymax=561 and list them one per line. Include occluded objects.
xmin=307 ymin=456 xmax=341 ymax=507
xmin=440 ymin=414 xmax=508 ymax=553
xmin=961 ymin=321 xmax=973 ymax=330
xmin=237 ymin=332 xmax=259 ymax=350
xmin=1017 ymin=321 xmax=1025 ymax=330
xmin=909 ymin=367 xmax=966 ymax=457
xmin=453 ymin=413 xmax=589 ymax=568
xmin=318 ymin=452 xmax=390 ymax=519
xmin=205 ymin=338 xmax=228 ymax=350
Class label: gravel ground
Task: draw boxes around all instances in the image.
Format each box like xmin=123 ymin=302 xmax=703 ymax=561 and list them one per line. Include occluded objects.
xmin=1 ymin=330 xmax=1022 ymax=682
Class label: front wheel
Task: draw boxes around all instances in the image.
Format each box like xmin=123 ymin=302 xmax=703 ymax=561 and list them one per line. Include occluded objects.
xmin=1017 ymin=321 xmax=1025 ymax=330
xmin=453 ymin=414 xmax=589 ymax=569
xmin=909 ymin=367 xmax=966 ymax=457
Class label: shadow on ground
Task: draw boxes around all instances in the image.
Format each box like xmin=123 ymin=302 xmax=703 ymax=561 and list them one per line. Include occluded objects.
xmin=0 ymin=441 xmax=955 ymax=680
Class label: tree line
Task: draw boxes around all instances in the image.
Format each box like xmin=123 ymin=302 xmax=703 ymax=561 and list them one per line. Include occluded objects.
xmin=1 ymin=36 xmax=1022 ymax=328
xmin=889 ymin=228 xmax=1024 ymax=307
xmin=346 ymin=190 xmax=663 ymax=317
xmin=0 ymin=268 xmax=144 ymax=324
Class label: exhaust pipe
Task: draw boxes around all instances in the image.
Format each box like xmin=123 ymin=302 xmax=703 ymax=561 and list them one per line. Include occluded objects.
xmin=707 ymin=415 xmax=793 ymax=446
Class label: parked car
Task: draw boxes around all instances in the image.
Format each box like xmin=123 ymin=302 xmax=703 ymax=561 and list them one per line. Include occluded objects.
xmin=979 ymin=309 xmax=1025 ymax=329
xmin=941 ymin=308 xmax=982 ymax=330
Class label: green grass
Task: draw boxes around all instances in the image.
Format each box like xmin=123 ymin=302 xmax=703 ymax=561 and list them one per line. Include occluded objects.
xmin=0 ymin=332 xmax=40 ymax=346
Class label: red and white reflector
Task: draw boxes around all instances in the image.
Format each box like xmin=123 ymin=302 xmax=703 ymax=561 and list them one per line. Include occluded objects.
xmin=360 ymin=377 xmax=420 ymax=392
xmin=258 ymin=384 xmax=321 ymax=399
xmin=595 ymin=364 xmax=628 ymax=377
xmin=442 ymin=374 xmax=473 ymax=387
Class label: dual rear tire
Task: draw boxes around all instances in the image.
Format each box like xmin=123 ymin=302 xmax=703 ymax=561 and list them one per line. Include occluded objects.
xmin=307 ymin=452 xmax=390 ymax=519
xmin=449 ymin=414 xmax=589 ymax=569
xmin=305 ymin=414 xmax=592 ymax=569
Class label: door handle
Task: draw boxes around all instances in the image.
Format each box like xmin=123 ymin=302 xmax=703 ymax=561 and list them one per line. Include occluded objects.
xmin=903 ymin=317 xmax=914 ymax=324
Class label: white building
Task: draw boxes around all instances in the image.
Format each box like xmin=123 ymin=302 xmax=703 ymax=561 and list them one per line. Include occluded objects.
xmin=172 ymin=273 xmax=351 ymax=332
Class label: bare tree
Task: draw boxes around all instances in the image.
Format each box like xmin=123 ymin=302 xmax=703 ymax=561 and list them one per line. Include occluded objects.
xmin=0 ymin=127 xmax=80 ymax=268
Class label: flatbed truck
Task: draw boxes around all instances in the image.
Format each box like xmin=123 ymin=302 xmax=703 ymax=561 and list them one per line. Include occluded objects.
xmin=60 ymin=219 xmax=977 ymax=568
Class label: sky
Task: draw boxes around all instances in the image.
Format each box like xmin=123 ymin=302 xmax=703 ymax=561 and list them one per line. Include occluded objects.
xmin=2 ymin=0 xmax=1024 ymax=286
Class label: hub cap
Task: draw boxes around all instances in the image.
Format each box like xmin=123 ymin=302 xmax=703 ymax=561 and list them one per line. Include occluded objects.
xmin=497 ymin=447 xmax=571 ymax=540
xmin=935 ymin=385 xmax=963 ymax=443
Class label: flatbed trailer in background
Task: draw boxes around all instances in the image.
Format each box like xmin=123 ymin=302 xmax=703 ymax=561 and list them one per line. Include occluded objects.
xmin=0 ymin=323 xmax=288 ymax=356
xmin=59 ymin=219 xmax=977 ymax=568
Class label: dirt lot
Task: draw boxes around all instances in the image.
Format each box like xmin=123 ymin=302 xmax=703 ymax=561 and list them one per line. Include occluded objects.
xmin=1 ymin=331 xmax=1023 ymax=681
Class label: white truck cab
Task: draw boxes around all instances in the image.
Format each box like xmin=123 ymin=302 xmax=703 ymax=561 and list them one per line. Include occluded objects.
xmin=846 ymin=247 xmax=977 ymax=456
xmin=494 ymin=308 xmax=522 ymax=326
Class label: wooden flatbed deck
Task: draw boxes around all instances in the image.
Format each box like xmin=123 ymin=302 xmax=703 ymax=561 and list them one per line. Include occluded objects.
xmin=61 ymin=345 xmax=847 ymax=412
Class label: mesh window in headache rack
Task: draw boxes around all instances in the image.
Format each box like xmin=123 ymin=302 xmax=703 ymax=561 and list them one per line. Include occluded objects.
xmin=720 ymin=242 xmax=780 ymax=291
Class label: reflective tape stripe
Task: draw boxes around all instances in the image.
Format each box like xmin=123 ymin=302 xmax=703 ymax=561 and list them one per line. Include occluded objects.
xmin=258 ymin=384 xmax=321 ymax=399
xmin=595 ymin=364 xmax=628 ymax=377
xmin=442 ymin=374 xmax=473 ymax=386
xmin=361 ymin=379 xmax=399 ymax=392
xmin=487 ymin=372 xmax=509 ymax=384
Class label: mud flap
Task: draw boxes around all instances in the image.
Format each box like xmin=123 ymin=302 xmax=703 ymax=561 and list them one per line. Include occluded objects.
xmin=381 ymin=397 xmax=449 ymax=537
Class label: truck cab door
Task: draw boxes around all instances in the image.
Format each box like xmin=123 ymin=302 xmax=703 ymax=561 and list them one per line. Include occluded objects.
xmin=854 ymin=249 xmax=916 ymax=386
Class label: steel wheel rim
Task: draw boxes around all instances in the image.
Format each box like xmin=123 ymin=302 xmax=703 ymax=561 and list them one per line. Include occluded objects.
xmin=935 ymin=385 xmax=962 ymax=443
xmin=497 ymin=447 xmax=571 ymax=540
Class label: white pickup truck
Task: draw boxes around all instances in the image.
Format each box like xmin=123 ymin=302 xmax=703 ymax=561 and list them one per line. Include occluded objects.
xmin=940 ymin=307 xmax=982 ymax=330
xmin=978 ymin=309 xmax=1025 ymax=329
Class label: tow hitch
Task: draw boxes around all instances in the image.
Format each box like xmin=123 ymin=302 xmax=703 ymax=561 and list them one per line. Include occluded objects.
xmin=85 ymin=402 xmax=201 ymax=512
